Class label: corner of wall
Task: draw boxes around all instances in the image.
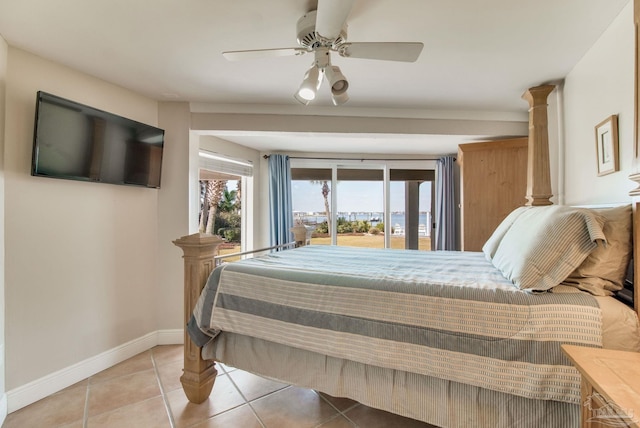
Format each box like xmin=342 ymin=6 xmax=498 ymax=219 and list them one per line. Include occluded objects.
xmin=157 ymin=102 xmax=193 ymax=331
xmin=0 ymin=33 xmax=9 ymax=427
xmin=7 ymin=330 xmax=182 ymax=413
xmin=0 ymin=392 xmax=7 ymax=427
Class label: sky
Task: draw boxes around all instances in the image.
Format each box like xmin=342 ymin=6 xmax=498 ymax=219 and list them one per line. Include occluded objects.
xmin=292 ymin=180 xmax=432 ymax=213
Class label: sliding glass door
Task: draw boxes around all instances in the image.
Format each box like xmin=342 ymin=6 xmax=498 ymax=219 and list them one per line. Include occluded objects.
xmin=291 ymin=168 xmax=333 ymax=245
xmin=389 ymin=169 xmax=435 ymax=250
xmin=291 ymin=159 xmax=435 ymax=250
xmin=336 ymin=167 xmax=384 ymax=248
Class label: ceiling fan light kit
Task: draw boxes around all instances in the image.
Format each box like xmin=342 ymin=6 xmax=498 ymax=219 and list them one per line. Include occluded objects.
xmin=293 ymin=47 xmax=349 ymax=105
xmin=324 ymin=65 xmax=349 ymax=105
xmin=325 ymin=66 xmax=348 ymax=94
xmin=295 ymin=63 xmax=324 ymax=103
xmin=222 ymin=0 xmax=423 ymax=106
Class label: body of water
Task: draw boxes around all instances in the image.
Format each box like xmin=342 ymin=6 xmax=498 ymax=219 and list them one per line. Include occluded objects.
xmin=295 ymin=212 xmax=431 ymax=236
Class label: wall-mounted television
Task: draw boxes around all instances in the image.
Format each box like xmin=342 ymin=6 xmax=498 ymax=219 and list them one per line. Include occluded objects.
xmin=31 ymin=91 xmax=165 ymax=188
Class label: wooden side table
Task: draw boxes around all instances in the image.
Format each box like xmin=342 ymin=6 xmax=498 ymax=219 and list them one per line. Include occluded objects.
xmin=562 ymin=344 xmax=640 ymax=428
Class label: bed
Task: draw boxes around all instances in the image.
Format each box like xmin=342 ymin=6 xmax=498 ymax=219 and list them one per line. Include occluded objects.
xmin=174 ymin=85 xmax=640 ymax=428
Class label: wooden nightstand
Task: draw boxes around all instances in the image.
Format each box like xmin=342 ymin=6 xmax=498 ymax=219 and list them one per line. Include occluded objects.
xmin=562 ymin=344 xmax=640 ymax=428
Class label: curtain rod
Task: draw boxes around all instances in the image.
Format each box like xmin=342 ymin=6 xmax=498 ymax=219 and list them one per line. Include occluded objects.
xmin=262 ymin=155 xmax=454 ymax=161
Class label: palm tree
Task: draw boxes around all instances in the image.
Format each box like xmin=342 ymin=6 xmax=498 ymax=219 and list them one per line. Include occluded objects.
xmin=199 ymin=180 xmax=209 ymax=233
xmin=311 ymin=180 xmax=331 ymax=234
xmin=219 ymin=187 xmax=237 ymax=213
xmin=205 ymin=180 xmax=227 ymax=234
xmin=234 ymin=180 xmax=242 ymax=212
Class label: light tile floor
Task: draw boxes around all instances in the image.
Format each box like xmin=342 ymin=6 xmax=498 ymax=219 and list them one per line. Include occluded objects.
xmin=3 ymin=345 xmax=438 ymax=428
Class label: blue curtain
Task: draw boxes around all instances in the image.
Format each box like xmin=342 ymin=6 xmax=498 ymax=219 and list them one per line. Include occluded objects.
xmin=268 ymin=154 xmax=294 ymax=247
xmin=435 ymin=156 xmax=457 ymax=251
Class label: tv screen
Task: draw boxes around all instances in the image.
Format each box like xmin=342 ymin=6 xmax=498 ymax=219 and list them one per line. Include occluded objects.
xmin=31 ymin=91 xmax=165 ymax=188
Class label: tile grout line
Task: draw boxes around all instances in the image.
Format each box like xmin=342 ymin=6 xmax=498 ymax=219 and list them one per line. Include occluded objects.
xmin=221 ymin=365 xmax=267 ymax=428
xmin=312 ymin=413 xmax=357 ymax=428
xmin=151 ymin=350 xmax=177 ymax=428
xmin=82 ymin=380 xmax=91 ymax=428
xmin=340 ymin=408 xmax=360 ymax=428
xmin=314 ymin=391 xmax=359 ymax=427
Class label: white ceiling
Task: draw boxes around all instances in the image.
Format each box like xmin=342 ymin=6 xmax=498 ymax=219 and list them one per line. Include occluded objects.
xmin=0 ymin=0 xmax=631 ymax=154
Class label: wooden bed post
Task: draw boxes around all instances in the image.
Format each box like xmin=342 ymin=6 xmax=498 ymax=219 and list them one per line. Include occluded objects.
xmin=522 ymin=84 xmax=555 ymax=206
xmin=173 ymin=233 xmax=223 ymax=404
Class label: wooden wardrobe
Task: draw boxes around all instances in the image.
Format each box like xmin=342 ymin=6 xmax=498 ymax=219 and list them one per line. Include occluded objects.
xmin=458 ymin=138 xmax=528 ymax=251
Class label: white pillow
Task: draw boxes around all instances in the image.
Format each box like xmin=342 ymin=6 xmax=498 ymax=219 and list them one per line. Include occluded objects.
xmin=482 ymin=206 xmax=532 ymax=261
xmin=491 ymin=205 xmax=606 ymax=291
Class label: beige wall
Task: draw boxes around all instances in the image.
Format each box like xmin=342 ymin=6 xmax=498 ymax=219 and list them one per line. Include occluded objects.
xmin=156 ymin=102 xmax=194 ymax=330
xmin=0 ymin=48 xmax=261 ymax=406
xmin=563 ymin=2 xmax=635 ymax=204
xmin=0 ymin=35 xmax=8 ymax=421
xmin=4 ymin=48 xmax=161 ymax=389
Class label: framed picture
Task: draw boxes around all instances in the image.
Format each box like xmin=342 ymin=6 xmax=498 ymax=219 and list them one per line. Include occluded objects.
xmin=595 ymin=115 xmax=619 ymax=176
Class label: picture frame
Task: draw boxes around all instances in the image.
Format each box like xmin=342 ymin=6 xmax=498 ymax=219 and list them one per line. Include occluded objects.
xmin=595 ymin=114 xmax=619 ymax=176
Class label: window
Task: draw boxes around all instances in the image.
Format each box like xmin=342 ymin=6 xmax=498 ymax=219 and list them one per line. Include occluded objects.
xmin=389 ymin=169 xmax=434 ymax=250
xmin=198 ymin=151 xmax=253 ymax=260
xmin=336 ymin=168 xmax=384 ymax=248
xmin=291 ymin=168 xmax=333 ymax=245
xmin=291 ymin=159 xmax=435 ymax=250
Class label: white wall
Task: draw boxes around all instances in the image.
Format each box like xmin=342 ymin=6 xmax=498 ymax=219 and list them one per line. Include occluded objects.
xmin=4 ymin=48 xmax=160 ymax=390
xmin=0 ymin=35 xmax=8 ymax=424
xmin=563 ymin=2 xmax=635 ymax=204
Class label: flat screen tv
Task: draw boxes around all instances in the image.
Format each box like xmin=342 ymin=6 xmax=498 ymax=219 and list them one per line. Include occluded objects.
xmin=31 ymin=91 xmax=165 ymax=188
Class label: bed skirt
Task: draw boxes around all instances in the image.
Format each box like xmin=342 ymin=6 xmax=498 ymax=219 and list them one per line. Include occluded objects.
xmin=203 ymin=332 xmax=578 ymax=428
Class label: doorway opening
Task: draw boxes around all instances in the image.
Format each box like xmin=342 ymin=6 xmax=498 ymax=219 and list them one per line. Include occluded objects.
xmin=291 ymin=161 xmax=434 ymax=250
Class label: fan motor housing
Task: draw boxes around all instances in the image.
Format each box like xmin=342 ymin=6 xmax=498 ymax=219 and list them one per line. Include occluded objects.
xmin=296 ymin=10 xmax=347 ymax=49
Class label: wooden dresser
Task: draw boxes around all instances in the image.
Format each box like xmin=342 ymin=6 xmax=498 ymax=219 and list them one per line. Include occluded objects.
xmin=457 ymin=138 xmax=528 ymax=251
xmin=562 ymin=344 xmax=640 ymax=428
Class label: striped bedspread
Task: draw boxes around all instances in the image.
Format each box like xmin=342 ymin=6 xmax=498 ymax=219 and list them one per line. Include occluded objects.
xmin=188 ymin=246 xmax=602 ymax=404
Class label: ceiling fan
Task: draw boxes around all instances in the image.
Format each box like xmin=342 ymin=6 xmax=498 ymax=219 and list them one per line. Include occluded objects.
xmin=222 ymin=0 xmax=424 ymax=106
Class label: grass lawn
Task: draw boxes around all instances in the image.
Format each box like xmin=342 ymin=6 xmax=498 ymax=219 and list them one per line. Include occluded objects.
xmin=313 ymin=234 xmax=432 ymax=250
xmin=218 ymin=234 xmax=432 ymax=260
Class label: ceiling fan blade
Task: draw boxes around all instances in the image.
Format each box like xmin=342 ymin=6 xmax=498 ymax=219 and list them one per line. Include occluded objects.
xmin=222 ymin=47 xmax=308 ymax=61
xmin=338 ymin=42 xmax=424 ymax=62
xmin=315 ymin=0 xmax=354 ymax=40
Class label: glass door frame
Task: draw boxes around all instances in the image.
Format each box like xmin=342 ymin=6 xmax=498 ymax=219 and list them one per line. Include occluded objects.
xmin=335 ymin=163 xmax=386 ymax=247
xmin=290 ymin=158 xmax=437 ymax=248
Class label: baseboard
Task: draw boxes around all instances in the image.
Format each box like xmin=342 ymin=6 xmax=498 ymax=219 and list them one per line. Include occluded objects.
xmin=0 ymin=393 xmax=7 ymax=426
xmin=0 ymin=342 xmax=6 ymax=425
xmin=158 ymin=328 xmax=183 ymax=345
xmin=7 ymin=329 xmax=183 ymax=413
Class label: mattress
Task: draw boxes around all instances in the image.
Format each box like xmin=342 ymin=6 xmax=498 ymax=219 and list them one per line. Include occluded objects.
xmin=189 ymin=246 xmax=612 ymax=404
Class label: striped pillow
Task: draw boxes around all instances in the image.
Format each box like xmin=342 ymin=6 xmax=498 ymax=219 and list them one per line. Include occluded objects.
xmin=482 ymin=206 xmax=532 ymax=261
xmin=491 ymin=205 xmax=606 ymax=291
xmin=562 ymin=205 xmax=632 ymax=295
